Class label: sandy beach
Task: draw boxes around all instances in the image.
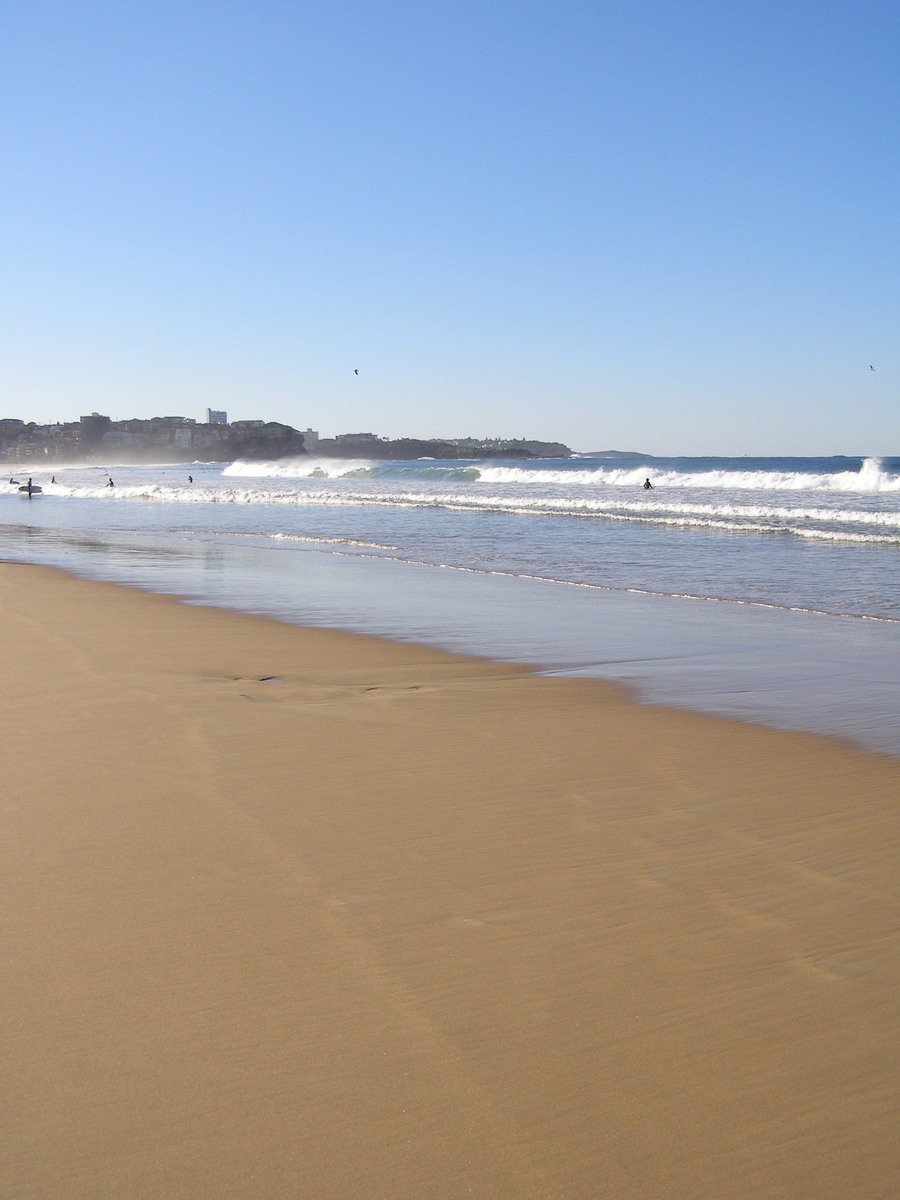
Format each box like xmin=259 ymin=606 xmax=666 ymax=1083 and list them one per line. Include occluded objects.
xmin=2 ymin=561 xmax=897 ymax=1199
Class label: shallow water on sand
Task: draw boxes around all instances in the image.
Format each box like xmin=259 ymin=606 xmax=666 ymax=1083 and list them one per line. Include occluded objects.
xmin=0 ymin=506 xmax=897 ymax=756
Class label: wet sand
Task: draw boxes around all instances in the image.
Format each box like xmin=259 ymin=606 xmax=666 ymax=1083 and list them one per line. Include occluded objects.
xmin=2 ymin=561 xmax=897 ymax=1198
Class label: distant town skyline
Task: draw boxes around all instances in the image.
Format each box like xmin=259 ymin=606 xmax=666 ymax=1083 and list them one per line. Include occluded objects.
xmin=1 ymin=2 xmax=896 ymax=454
xmin=0 ymin=413 xmax=574 ymax=465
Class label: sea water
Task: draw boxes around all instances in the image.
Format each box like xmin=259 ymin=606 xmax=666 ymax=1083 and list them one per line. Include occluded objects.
xmin=1 ymin=453 xmax=898 ymax=754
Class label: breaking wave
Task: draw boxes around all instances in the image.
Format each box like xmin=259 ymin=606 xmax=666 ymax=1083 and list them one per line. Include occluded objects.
xmin=476 ymin=457 xmax=900 ymax=493
xmin=219 ymin=454 xmax=900 ymax=493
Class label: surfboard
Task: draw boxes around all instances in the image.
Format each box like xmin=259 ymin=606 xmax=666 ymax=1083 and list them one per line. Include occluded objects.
xmin=18 ymin=485 xmax=42 ymax=494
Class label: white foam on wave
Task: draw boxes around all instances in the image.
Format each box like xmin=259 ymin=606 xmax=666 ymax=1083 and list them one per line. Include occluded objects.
xmin=223 ymin=457 xmax=372 ymax=479
xmin=57 ymin=482 xmax=365 ymax=506
xmin=388 ymin=491 xmax=900 ymax=528
xmin=50 ymin=479 xmax=900 ymax=543
xmin=477 ymin=457 xmax=900 ymax=493
xmin=173 ymin=528 xmax=401 ymax=552
xmin=213 ymin=454 xmax=900 ymax=493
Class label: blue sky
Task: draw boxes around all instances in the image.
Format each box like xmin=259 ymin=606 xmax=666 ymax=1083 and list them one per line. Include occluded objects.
xmin=1 ymin=1 xmax=896 ymax=453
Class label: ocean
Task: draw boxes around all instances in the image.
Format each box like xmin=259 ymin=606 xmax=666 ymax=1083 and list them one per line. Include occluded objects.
xmin=2 ymin=453 xmax=898 ymax=754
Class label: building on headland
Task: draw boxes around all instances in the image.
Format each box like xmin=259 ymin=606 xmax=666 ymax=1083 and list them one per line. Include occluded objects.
xmin=206 ymin=409 xmax=228 ymax=425
xmin=80 ymin=412 xmax=112 ymax=442
xmin=315 ymin=433 xmax=572 ymax=459
xmin=451 ymin=436 xmax=572 ymax=457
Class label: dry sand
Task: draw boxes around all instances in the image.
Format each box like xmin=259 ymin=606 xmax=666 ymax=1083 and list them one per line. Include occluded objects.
xmin=1 ymin=561 xmax=897 ymax=1199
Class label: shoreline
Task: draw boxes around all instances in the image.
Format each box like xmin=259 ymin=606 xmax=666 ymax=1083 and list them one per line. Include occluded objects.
xmin=3 ymin=560 xmax=898 ymax=1198
xmin=2 ymin=521 xmax=898 ymax=757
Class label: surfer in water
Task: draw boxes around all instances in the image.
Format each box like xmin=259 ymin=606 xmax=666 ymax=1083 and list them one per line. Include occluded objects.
xmin=643 ymin=478 xmax=653 ymax=490
xmin=107 ymin=478 xmax=115 ymax=488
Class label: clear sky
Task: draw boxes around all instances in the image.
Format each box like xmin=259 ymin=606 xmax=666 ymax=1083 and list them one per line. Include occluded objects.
xmin=1 ymin=1 xmax=896 ymax=454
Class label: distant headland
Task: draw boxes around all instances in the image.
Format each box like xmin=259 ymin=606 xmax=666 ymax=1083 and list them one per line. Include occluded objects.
xmin=0 ymin=413 xmax=573 ymax=464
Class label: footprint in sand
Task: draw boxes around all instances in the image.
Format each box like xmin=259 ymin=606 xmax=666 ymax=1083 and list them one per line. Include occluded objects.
xmin=714 ymin=893 xmax=787 ymax=928
xmin=449 ymin=909 xmax=529 ymax=928
xmin=793 ymin=950 xmax=872 ymax=982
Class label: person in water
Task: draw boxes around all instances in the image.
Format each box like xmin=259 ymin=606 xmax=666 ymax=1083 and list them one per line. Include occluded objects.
xmin=107 ymin=478 xmax=114 ymax=488
xmin=643 ymin=478 xmax=653 ymax=490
